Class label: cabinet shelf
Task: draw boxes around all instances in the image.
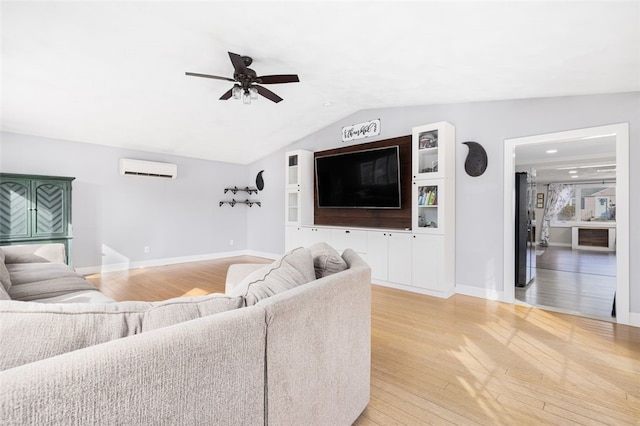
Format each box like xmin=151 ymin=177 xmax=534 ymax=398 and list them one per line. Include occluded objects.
xmin=219 ymin=199 xmax=261 ymax=207
xmin=224 ymin=186 xmax=258 ymax=195
xmin=418 ymin=147 xmax=439 ymax=153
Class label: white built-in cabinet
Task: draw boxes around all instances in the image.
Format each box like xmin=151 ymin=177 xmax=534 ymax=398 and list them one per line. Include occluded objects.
xmin=283 ymin=122 xmax=455 ymax=298
xmin=285 ymin=226 xmax=330 ymax=250
xmin=412 ymin=234 xmax=447 ymax=292
xmin=367 ymin=231 xmax=412 ymax=285
xmin=410 ymin=122 xmax=456 ymax=295
xmin=330 ymin=229 xmax=367 ymax=254
xmin=285 ymin=150 xmax=314 ymax=226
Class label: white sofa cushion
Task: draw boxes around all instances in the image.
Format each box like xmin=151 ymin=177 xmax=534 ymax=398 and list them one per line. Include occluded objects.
xmin=231 ymin=247 xmax=315 ymax=306
xmin=1 ymin=243 xmax=67 ymax=264
xmin=6 ymin=262 xmax=98 ymax=301
xmin=0 ymin=248 xmax=13 ymax=294
xmin=309 ymin=242 xmax=348 ymax=278
xmin=0 ymin=293 xmax=242 ymax=371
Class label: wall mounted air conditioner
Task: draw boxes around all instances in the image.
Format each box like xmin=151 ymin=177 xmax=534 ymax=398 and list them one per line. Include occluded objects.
xmin=119 ymin=159 xmax=178 ymax=179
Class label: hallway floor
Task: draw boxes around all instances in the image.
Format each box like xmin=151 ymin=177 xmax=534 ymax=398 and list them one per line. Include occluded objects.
xmin=516 ymin=246 xmax=616 ymax=321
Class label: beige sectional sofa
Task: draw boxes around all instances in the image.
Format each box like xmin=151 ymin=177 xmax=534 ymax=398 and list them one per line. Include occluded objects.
xmin=0 ymin=243 xmax=371 ymax=425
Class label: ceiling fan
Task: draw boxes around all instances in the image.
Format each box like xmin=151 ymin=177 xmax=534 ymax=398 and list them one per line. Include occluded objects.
xmin=186 ymin=51 xmax=299 ymax=104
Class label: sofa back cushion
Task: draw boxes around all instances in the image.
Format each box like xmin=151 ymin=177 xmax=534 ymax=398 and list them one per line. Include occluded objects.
xmin=141 ymin=294 xmax=242 ymax=331
xmin=0 ymin=294 xmax=242 ymax=371
xmin=309 ymin=242 xmax=348 ymax=279
xmin=5 ymin=262 xmax=97 ymax=301
xmin=1 ymin=243 xmax=67 ymax=264
xmin=230 ymin=247 xmax=315 ymax=306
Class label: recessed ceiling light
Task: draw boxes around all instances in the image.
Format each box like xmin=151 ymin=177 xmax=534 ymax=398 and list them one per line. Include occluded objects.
xmin=568 ymin=170 xmax=577 ymax=174
xmin=323 ymin=101 xmax=333 ymax=107
xmin=571 ymin=175 xmax=578 ymax=178
xmin=546 ymin=149 xmax=558 ymax=154
xmin=557 ymin=163 xmax=615 ymax=170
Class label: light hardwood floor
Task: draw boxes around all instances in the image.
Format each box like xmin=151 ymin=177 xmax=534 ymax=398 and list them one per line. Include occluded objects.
xmin=86 ymin=257 xmax=640 ymax=425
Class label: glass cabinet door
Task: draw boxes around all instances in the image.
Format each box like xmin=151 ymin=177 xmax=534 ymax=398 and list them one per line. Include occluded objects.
xmin=416 ymin=128 xmax=440 ymax=177
xmin=412 ymin=122 xmax=453 ymax=180
xmin=285 ymin=188 xmax=300 ymax=225
xmin=412 ymin=181 xmax=444 ymax=234
xmin=286 ymin=153 xmax=299 ymax=187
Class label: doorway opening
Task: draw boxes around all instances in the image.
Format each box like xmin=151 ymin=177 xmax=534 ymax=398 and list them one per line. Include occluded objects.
xmin=503 ymin=124 xmax=629 ymax=325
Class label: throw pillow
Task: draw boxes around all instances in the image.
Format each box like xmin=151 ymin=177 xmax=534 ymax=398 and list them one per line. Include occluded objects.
xmin=309 ymin=242 xmax=348 ymax=279
xmin=231 ymin=247 xmax=315 ymax=306
xmin=0 ymin=248 xmax=12 ymax=292
xmin=0 ymin=294 xmax=243 ymax=371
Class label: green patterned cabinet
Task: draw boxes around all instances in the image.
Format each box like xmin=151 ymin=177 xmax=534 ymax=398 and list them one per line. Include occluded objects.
xmin=0 ymin=174 xmax=75 ymax=264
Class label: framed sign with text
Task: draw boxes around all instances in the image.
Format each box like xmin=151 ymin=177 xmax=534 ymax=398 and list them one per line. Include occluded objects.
xmin=342 ymin=119 xmax=381 ymax=142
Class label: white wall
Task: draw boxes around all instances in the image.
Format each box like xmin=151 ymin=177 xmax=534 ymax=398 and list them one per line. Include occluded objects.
xmin=548 ymin=227 xmax=572 ymax=246
xmin=0 ymin=132 xmax=249 ymax=268
xmin=246 ymin=92 xmax=640 ymax=314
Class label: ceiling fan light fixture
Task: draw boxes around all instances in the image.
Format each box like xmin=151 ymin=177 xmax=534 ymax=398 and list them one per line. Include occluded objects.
xmin=232 ymin=85 xmax=242 ymax=99
xmin=186 ymin=51 xmax=299 ymax=104
xmin=242 ymin=90 xmax=252 ymax=105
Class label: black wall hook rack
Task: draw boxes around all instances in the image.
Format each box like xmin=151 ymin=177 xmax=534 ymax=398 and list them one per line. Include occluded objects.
xmin=224 ymin=186 xmax=258 ymax=195
xmin=219 ymin=199 xmax=261 ymax=207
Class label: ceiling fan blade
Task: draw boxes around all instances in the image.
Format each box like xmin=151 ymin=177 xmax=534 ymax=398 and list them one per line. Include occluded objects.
xmin=255 ymin=85 xmax=283 ymax=103
xmin=185 ymin=72 xmax=235 ymax=82
xmin=257 ymin=74 xmax=300 ymax=84
xmin=228 ymin=52 xmax=249 ymax=74
xmin=219 ymin=88 xmax=233 ymax=100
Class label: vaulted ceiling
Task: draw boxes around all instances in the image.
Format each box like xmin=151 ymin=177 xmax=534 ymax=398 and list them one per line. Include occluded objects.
xmin=2 ymin=1 xmax=639 ymax=164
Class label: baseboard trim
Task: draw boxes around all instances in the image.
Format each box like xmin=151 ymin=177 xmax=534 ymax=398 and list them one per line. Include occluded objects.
xmin=245 ymin=250 xmax=280 ymax=260
xmin=456 ymin=284 xmax=504 ymax=301
xmin=75 ymin=250 xmax=272 ymax=275
xmin=629 ymin=312 xmax=640 ymax=327
xmin=545 ymin=242 xmax=572 ymax=248
xmin=371 ymin=280 xmax=455 ymax=299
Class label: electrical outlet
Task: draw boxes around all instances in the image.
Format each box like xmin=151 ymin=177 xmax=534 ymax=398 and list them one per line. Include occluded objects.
xmin=144 ymin=246 xmax=150 ymax=253
xmin=229 ymin=239 xmax=234 ymax=246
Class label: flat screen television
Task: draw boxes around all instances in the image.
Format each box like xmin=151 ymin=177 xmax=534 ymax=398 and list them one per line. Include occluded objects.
xmin=315 ymin=146 xmax=401 ymax=209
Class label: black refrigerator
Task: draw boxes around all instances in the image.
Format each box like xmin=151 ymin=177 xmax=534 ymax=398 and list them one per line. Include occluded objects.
xmin=515 ymin=172 xmax=536 ymax=287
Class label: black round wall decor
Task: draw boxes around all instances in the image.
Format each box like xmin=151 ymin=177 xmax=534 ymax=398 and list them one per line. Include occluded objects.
xmin=462 ymin=141 xmax=488 ymax=177
xmin=255 ymin=170 xmax=265 ymax=191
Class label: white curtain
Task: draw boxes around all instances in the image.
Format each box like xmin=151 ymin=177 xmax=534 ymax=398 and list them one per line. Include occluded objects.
xmin=540 ymin=184 xmax=574 ymax=246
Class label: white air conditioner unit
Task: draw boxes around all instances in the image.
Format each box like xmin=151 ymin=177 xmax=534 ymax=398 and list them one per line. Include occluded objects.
xmin=119 ymin=159 xmax=177 ymax=179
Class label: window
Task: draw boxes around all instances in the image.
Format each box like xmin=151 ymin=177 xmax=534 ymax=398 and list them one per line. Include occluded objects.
xmin=550 ymin=184 xmax=615 ymax=225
